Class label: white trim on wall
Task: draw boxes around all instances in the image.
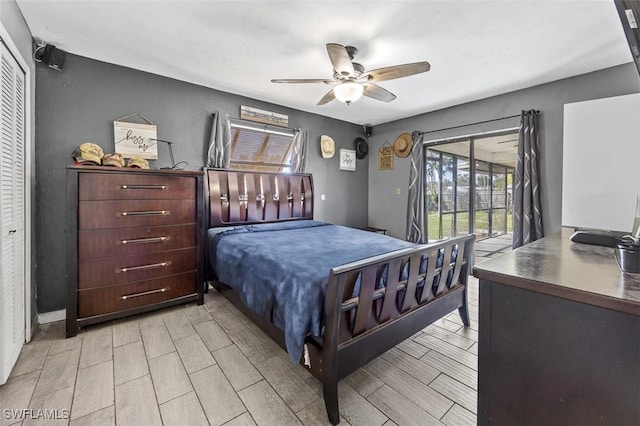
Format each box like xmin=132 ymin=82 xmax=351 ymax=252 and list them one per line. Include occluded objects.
xmin=0 ymin=22 xmax=33 ymax=343
xmin=37 ymin=309 xmax=66 ymax=325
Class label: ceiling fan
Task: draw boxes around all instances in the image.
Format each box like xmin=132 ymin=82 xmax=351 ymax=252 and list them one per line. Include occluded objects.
xmin=271 ymin=43 xmax=430 ymax=106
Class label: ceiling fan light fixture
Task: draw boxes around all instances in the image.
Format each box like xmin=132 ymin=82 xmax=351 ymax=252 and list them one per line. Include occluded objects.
xmin=272 ymin=43 xmax=429 ymax=105
xmin=333 ymin=81 xmax=364 ymax=105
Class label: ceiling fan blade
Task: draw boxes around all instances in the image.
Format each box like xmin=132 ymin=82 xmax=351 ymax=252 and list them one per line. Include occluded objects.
xmin=362 ymin=83 xmax=396 ymax=102
xmin=271 ymin=78 xmax=334 ymax=84
xmin=326 ymin=43 xmax=355 ymax=77
xmin=317 ymin=89 xmax=336 ymax=105
xmin=363 ymin=61 xmax=431 ymax=82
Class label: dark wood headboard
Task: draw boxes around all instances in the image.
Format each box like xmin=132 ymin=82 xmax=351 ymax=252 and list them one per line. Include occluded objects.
xmin=205 ymin=168 xmax=314 ymax=227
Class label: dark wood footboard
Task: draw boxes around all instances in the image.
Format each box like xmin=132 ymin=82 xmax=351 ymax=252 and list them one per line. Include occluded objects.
xmin=319 ymin=234 xmax=475 ymax=424
xmin=211 ymin=234 xmax=474 ymax=425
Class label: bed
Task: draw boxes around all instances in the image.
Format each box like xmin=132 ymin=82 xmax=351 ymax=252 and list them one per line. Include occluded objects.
xmin=205 ymin=168 xmax=475 ymax=425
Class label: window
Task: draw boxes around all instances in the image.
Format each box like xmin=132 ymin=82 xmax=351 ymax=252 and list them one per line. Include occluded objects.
xmin=229 ymin=118 xmax=296 ymax=173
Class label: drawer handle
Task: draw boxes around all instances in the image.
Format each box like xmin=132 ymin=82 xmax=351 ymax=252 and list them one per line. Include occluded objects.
xmin=121 ymin=185 xmax=167 ymax=190
xmin=120 ymin=287 xmax=170 ymax=300
xmin=119 ymin=261 xmax=170 ymax=273
xmin=120 ymin=236 xmax=169 ymax=245
xmin=120 ymin=210 xmax=169 ymax=217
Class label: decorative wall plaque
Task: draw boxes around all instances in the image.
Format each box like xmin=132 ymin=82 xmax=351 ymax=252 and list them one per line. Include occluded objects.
xmin=113 ymin=113 xmax=158 ymax=159
xmin=240 ymin=105 xmax=288 ymax=127
xmin=379 ymin=145 xmax=394 ymax=170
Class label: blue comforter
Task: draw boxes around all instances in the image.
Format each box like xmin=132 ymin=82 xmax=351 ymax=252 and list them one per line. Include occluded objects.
xmin=209 ymin=220 xmax=415 ymax=363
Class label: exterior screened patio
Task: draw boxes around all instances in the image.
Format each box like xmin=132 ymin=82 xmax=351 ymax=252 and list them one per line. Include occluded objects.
xmin=423 ymin=132 xmax=518 ymax=260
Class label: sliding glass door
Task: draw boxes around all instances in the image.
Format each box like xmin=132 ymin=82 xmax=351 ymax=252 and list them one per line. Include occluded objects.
xmin=424 ymin=133 xmax=516 ymax=242
xmin=426 ymin=141 xmax=472 ymax=240
xmin=474 ymin=161 xmax=514 ymax=238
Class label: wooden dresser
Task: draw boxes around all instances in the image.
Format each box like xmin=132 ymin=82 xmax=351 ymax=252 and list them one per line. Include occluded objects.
xmin=66 ymin=166 xmax=204 ymax=337
xmin=473 ymin=229 xmax=640 ymax=426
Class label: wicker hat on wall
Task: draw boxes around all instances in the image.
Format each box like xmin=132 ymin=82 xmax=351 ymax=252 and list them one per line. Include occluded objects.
xmin=321 ymin=135 xmax=335 ymax=158
xmin=393 ymin=133 xmax=413 ymax=158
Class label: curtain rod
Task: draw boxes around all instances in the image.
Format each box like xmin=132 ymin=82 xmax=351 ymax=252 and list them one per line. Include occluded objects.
xmin=418 ymin=110 xmax=540 ymax=136
xmin=423 ymin=126 xmax=520 ymax=146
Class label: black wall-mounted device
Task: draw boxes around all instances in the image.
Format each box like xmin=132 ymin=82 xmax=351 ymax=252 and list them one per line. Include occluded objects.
xmin=35 ymin=43 xmax=66 ymax=71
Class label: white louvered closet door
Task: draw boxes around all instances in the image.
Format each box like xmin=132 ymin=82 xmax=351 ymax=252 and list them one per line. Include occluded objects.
xmin=0 ymin=40 xmax=26 ymax=385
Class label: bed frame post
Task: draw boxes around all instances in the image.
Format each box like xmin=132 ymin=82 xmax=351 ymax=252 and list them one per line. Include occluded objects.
xmin=457 ymin=237 xmax=475 ymax=326
xmin=322 ymin=271 xmax=344 ymax=425
xmin=322 ymin=374 xmax=339 ymax=425
xmin=458 ymin=291 xmax=471 ymax=327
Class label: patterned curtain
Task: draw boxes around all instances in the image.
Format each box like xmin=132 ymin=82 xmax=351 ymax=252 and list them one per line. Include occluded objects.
xmin=406 ymin=131 xmax=426 ymax=243
xmin=206 ymin=110 xmax=231 ymax=168
xmin=290 ymin=128 xmax=308 ymax=173
xmin=512 ymin=110 xmax=544 ymax=248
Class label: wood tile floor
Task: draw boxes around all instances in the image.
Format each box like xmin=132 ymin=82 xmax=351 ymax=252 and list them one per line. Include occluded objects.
xmin=0 ymin=278 xmax=479 ymax=426
xmin=474 ymin=234 xmax=512 ymax=264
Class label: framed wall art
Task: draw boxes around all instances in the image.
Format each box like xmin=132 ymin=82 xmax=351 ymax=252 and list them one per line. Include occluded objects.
xmin=339 ymin=148 xmax=356 ymax=171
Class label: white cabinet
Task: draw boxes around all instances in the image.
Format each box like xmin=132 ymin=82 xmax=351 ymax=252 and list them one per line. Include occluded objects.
xmin=0 ymin=39 xmax=26 ymax=385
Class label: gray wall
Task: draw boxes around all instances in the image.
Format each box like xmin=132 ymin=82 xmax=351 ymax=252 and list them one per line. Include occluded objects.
xmin=29 ymin=51 xmax=640 ymax=314
xmin=1 ymin=0 xmax=37 ymax=322
xmin=35 ymin=53 xmax=367 ymax=313
xmin=368 ymin=63 xmax=640 ymax=240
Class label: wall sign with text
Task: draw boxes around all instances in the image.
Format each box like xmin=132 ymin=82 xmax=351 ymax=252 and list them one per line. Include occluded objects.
xmin=378 ymin=146 xmax=394 ymax=170
xmin=114 ymin=121 xmax=158 ymax=159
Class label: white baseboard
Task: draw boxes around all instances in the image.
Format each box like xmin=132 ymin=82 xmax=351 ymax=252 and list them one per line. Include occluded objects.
xmin=37 ymin=309 xmax=66 ymax=324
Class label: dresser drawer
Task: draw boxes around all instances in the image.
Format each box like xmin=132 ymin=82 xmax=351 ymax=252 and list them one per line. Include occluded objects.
xmin=78 ymin=247 xmax=196 ymax=289
xmin=79 ymin=224 xmax=196 ymax=259
xmin=78 ymin=272 xmax=196 ymax=318
xmin=79 ymin=172 xmax=195 ymax=201
xmin=79 ymin=199 xmax=196 ymax=230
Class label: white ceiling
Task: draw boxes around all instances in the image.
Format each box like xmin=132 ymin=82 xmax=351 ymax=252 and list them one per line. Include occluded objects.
xmin=16 ymin=0 xmax=633 ymax=126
